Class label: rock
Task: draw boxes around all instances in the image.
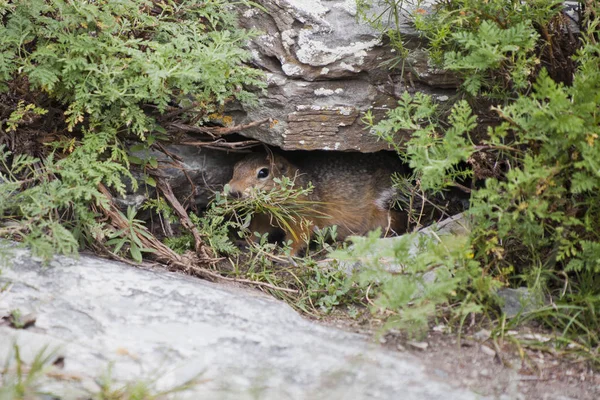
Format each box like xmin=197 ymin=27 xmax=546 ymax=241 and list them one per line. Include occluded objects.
xmin=519 ymin=333 xmax=551 ymax=343
xmin=155 ymin=145 xmax=244 ymax=209
xmin=473 ymin=329 xmax=492 ymax=342
xmin=331 ymin=212 xmax=470 ymax=275
xmin=405 ymin=49 xmax=462 ymax=88
xmin=421 ymin=212 xmax=470 ymax=236
xmin=121 ymin=146 xmax=244 ymax=210
xmin=480 ymin=345 xmax=496 ymax=357
xmin=229 ymin=0 xmax=458 ymax=152
xmin=407 ymin=341 xmax=429 ymax=351
xmin=0 ymin=246 xmax=483 ymax=399
xmin=497 ymin=287 xmax=545 ymax=318
xmin=433 ymin=369 xmax=449 ymax=379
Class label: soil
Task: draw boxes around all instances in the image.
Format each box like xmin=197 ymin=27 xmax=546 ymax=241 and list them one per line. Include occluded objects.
xmin=319 ymin=311 xmax=600 ymax=400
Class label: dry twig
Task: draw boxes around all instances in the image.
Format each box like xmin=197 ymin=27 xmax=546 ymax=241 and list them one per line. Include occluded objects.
xmin=169 ymin=117 xmax=272 ymax=137
xmin=95 ymin=183 xmax=297 ymax=295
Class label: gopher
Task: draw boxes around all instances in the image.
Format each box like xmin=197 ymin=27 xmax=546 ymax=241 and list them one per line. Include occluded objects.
xmin=227 ymin=151 xmax=406 ymax=255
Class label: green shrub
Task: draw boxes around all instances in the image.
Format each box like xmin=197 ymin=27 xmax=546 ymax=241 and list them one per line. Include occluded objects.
xmin=0 ymin=131 xmax=132 ymax=259
xmin=359 ymin=0 xmax=570 ymax=97
xmin=0 ymin=0 xmax=263 ymax=135
xmin=332 ymin=230 xmax=491 ymax=336
xmin=0 ymin=0 xmax=263 ymax=260
xmin=354 ymin=0 xmax=600 ymax=351
xmin=413 ymin=0 xmax=565 ymax=95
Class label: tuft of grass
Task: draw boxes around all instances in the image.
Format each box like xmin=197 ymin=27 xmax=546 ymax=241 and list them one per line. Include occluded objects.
xmin=0 ymin=342 xmax=207 ymax=400
xmin=0 ymin=343 xmax=59 ymax=400
xmin=94 ymin=363 xmax=206 ymax=400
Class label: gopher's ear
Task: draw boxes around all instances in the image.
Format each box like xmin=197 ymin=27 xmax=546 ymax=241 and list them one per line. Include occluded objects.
xmin=268 ymin=154 xmax=287 ymax=175
xmin=276 ymin=160 xmax=288 ymax=175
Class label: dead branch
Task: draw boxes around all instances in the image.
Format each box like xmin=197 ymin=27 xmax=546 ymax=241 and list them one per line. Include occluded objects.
xmin=180 ymin=139 xmax=261 ymax=151
xmin=95 ymin=183 xmax=298 ymax=295
xmin=96 ymin=183 xmax=202 ymax=264
xmin=95 ymin=184 xmax=226 ymax=283
xmin=190 ymin=268 xmax=299 ymax=294
xmin=169 ymin=117 xmax=272 ymax=137
xmin=155 ymin=176 xmax=212 ymax=258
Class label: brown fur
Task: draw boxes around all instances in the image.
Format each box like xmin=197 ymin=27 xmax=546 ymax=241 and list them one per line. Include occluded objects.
xmin=227 ymin=151 xmax=406 ymax=255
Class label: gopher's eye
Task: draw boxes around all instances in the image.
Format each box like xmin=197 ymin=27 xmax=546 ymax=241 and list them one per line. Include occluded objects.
xmin=257 ymin=168 xmax=269 ymax=179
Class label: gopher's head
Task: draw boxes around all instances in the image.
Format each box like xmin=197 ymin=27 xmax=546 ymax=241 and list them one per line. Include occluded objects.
xmin=227 ymin=153 xmax=293 ymax=198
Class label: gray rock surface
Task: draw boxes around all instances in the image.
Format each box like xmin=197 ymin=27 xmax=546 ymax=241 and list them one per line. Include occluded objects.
xmin=156 ymin=146 xmax=244 ymax=208
xmin=332 ymin=213 xmax=470 ymax=275
xmin=121 ymin=146 xmax=243 ymax=210
xmin=0 ymin=247 xmax=482 ymax=399
xmin=497 ymin=287 xmax=545 ymax=318
xmin=229 ymin=0 xmax=457 ymax=152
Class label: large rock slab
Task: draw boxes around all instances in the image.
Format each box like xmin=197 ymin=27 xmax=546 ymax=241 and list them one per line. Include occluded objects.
xmin=228 ymin=0 xmax=457 ymax=152
xmin=0 ymin=247 xmax=481 ymax=399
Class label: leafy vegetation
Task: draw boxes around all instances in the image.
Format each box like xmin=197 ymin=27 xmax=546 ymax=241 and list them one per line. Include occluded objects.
xmin=0 ymin=343 xmax=204 ymax=399
xmin=0 ymin=0 xmax=262 ymax=135
xmin=0 ymin=0 xmax=263 ymax=260
xmin=352 ymin=0 xmax=600 ymax=360
xmin=332 ymin=230 xmax=491 ymax=336
xmin=0 ymin=344 xmax=59 ymax=400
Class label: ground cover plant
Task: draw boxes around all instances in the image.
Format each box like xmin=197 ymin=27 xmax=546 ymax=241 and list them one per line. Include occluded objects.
xmin=0 ymin=0 xmax=264 ymax=266
xmin=351 ymin=0 xmax=600 ymax=363
xmin=0 ymin=342 xmax=205 ymax=399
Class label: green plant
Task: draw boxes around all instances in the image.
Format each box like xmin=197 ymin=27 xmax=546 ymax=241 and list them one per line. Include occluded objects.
xmin=94 ymin=363 xmax=204 ymax=400
xmin=420 ymin=0 xmax=572 ymax=96
xmin=466 ymin=27 xmax=600 ymax=342
xmin=0 ymin=137 xmax=131 ymax=260
xmin=163 ymin=233 xmax=194 ymax=255
xmin=312 ymin=225 xmax=339 ymax=255
xmin=0 ymin=342 xmax=205 ymax=400
xmin=0 ymin=0 xmax=263 ymax=136
xmin=190 ymin=192 xmax=246 ymax=257
xmin=305 ymin=261 xmax=359 ymax=313
xmin=0 ymin=343 xmax=59 ymax=400
xmin=359 ymin=0 xmax=571 ymax=98
xmin=8 ymin=309 xmax=23 ymax=329
xmin=356 ymin=0 xmax=411 ymax=71
xmin=332 ymin=230 xmax=491 ymax=336
xmin=106 ymin=207 xmax=155 ymax=263
xmin=0 ymin=0 xmax=264 ymax=261
xmin=442 ymin=20 xmax=539 ymax=96
xmin=141 ymin=197 xmax=177 ymax=226
xmin=365 ymin=92 xmax=476 ymax=192
xmin=357 ymin=0 xmax=600 ymax=355
xmin=4 ymin=101 xmax=48 ymax=133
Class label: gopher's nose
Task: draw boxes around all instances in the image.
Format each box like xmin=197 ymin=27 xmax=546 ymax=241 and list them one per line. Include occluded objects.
xmin=228 ymin=189 xmax=242 ymax=198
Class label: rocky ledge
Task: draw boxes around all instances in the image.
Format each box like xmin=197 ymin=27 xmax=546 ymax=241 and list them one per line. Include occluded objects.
xmin=0 ymin=246 xmax=480 ymax=399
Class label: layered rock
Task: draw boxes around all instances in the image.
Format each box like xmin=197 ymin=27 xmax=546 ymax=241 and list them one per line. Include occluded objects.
xmin=227 ymin=0 xmax=457 ymax=152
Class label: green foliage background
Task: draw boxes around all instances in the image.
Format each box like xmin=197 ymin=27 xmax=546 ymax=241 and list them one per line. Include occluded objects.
xmin=0 ymin=0 xmax=263 ymax=260
xmin=351 ymin=0 xmax=600 ymax=352
xmin=0 ymin=0 xmax=262 ymax=135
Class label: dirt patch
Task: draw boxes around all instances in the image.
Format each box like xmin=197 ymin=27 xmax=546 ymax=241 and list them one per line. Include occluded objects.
xmin=319 ymin=311 xmax=600 ymax=400
xmin=403 ymin=331 xmax=598 ymax=400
